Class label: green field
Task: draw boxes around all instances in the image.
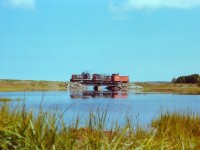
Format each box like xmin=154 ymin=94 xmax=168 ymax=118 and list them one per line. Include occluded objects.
xmin=0 ymin=79 xmax=67 ymax=92
xmin=0 ymin=102 xmax=200 ymax=149
xmin=135 ymin=82 xmax=200 ymax=94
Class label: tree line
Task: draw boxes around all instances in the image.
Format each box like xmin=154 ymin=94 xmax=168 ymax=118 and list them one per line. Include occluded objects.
xmin=172 ymin=74 xmax=200 ymax=84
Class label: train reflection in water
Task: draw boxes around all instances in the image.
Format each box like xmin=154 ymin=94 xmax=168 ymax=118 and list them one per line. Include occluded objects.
xmin=70 ymin=91 xmax=128 ymax=99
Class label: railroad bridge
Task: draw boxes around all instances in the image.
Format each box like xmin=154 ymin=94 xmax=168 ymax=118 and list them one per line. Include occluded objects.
xmin=69 ymin=73 xmax=129 ymax=91
xmin=69 ymin=81 xmax=128 ymax=91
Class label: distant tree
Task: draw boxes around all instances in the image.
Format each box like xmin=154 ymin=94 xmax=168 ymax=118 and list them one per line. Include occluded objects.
xmin=172 ymin=74 xmax=200 ymax=84
xmin=172 ymin=78 xmax=176 ymax=83
xmin=197 ymin=77 xmax=200 ymax=87
xmin=175 ymin=76 xmax=186 ymax=83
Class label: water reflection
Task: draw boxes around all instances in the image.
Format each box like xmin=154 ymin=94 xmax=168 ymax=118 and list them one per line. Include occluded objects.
xmin=70 ymin=91 xmax=128 ymax=99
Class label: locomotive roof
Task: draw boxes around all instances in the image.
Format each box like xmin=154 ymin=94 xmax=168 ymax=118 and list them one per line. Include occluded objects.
xmin=81 ymin=72 xmax=90 ymax=75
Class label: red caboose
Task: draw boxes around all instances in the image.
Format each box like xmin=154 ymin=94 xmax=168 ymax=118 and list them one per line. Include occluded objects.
xmin=111 ymin=74 xmax=129 ymax=83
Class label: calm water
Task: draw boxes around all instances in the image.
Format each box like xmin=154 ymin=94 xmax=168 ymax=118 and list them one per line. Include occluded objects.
xmin=1 ymin=90 xmax=200 ymax=127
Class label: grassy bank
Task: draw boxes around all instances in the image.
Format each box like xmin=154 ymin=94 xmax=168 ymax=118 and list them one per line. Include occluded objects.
xmin=0 ymin=102 xmax=200 ymax=149
xmin=135 ymin=82 xmax=200 ymax=94
xmin=1 ymin=79 xmax=200 ymax=94
xmin=0 ymin=79 xmax=67 ymax=92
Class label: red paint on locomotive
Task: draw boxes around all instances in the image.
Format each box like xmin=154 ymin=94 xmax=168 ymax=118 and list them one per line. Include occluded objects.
xmin=111 ymin=74 xmax=129 ymax=83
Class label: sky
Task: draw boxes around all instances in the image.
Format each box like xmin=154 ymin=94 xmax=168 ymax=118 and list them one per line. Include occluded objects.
xmin=0 ymin=0 xmax=200 ymax=82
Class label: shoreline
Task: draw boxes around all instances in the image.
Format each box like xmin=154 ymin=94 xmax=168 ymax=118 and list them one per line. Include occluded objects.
xmin=0 ymin=79 xmax=67 ymax=92
xmin=1 ymin=79 xmax=200 ymax=94
xmin=135 ymin=82 xmax=200 ymax=95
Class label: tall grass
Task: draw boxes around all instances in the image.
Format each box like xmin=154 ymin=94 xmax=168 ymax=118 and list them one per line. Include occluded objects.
xmin=0 ymin=98 xmax=12 ymax=102
xmin=1 ymin=102 xmax=200 ymax=149
xmin=152 ymin=112 xmax=200 ymax=149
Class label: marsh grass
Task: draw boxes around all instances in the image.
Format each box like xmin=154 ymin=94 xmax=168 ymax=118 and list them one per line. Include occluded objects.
xmin=0 ymin=79 xmax=67 ymax=91
xmin=0 ymin=97 xmax=24 ymax=103
xmin=0 ymin=97 xmax=12 ymax=102
xmin=136 ymin=82 xmax=200 ymax=94
xmin=152 ymin=112 xmax=200 ymax=149
xmin=1 ymin=102 xmax=200 ymax=149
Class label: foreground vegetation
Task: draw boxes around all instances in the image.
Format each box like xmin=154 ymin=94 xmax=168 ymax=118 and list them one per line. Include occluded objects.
xmin=0 ymin=102 xmax=200 ymax=149
xmin=0 ymin=79 xmax=67 ymax=91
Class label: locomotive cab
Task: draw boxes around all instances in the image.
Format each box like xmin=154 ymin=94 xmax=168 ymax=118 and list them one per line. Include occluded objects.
xmin=111 ymin=74 xmax=129 ymax=83
xmin=82 ymin=72 xmax=90 ymax=79
xmin=70 ymin=72 xmax=91 ymax=82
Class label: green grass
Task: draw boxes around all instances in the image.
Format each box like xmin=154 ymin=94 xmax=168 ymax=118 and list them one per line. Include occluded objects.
xmin=0 ymin=79 xmax=67 ymax=91
xmin=135 ymin=82 xmax=200 ymax=94
xmin=0 ymin=97 xmax=24 ymax=102
xmin=1 ymin=102 xmax=200 ymax=149
xmin=0 ymin=98 xmax=12 ymax=102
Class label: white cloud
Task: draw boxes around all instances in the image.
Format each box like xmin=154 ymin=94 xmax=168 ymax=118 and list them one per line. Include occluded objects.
xmin=110 ymin=0 xmax=200 ymax=12
xmin=1 ymin=0 xmax=35 ymax=9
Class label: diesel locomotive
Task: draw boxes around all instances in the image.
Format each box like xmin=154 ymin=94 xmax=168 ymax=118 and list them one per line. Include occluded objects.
xmin=70 ymin=72 xmax=129 ymax=83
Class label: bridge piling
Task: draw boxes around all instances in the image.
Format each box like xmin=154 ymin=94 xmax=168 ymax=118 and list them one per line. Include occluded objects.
xmin=94 ymin=85 xmax=101 ymax=91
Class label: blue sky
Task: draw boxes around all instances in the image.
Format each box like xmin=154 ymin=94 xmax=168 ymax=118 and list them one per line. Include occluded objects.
xmin=0 ymin=0 xmax=200 ymax=82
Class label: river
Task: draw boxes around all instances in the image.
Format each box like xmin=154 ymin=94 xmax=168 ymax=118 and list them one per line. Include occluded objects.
xmin=0 ymin=90 xmax=200 ymax=127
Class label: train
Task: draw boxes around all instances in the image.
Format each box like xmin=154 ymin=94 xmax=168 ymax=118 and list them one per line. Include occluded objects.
xmin=70 ymin=72 xmax=129 ymax=83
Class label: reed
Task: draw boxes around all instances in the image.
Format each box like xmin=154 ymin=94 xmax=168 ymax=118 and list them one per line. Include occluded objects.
xmin=1 ymin=102 xmax=200 ymax=149
xmin=152 ymin=111 xmax=200 ymax=149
